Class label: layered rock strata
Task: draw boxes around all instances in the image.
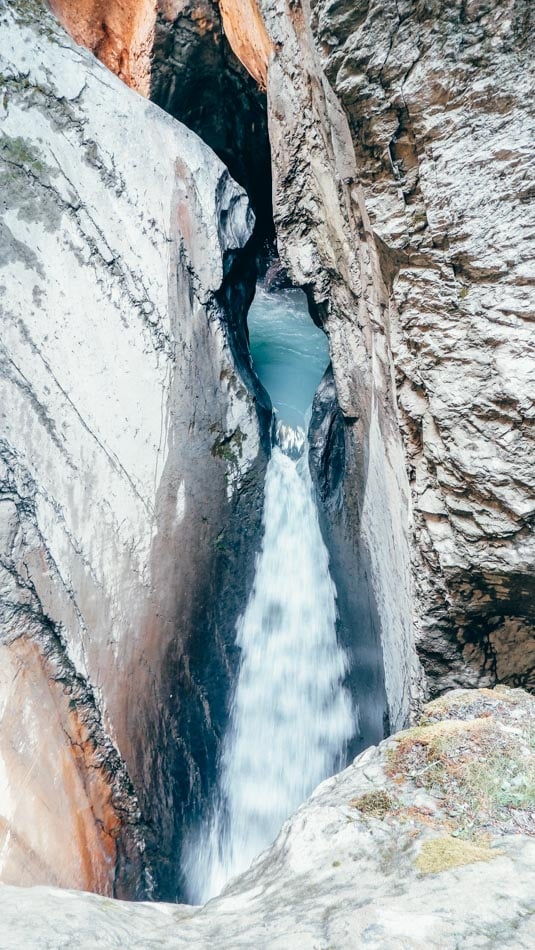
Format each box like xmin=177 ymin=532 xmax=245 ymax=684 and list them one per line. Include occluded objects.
xmin=0 ymin=0 xmax=266 ymax=898
xmin=245 ymin=0 xmax=533 ymax=711
xmin=309 ymin=0 xmax=535 ymax=694
xmin=0 ymin=687 xmax=533 ymax=948
xmin=209 ymin=0 xmax=534 ymax=702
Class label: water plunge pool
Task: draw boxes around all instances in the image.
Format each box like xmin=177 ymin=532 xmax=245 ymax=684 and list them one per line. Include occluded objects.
xmin=247 ymin=283 xmax=330 ymax=430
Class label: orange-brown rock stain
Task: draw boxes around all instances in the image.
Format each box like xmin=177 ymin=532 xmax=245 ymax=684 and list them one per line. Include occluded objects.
xmin=48 ymin=0 xmax=157 ymax=95
xmin=0 ymin=637 xmax=127 ymax=894
xmin=50 ymin=0 xmax=272 ymax=93
xmin=218 ymin=0 xmax=272 ymax=89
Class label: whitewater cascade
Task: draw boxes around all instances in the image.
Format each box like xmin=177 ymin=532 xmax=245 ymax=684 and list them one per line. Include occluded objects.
xmin=183 ymin=284 xmax=355 ymax=903
xmin=184 ymin=424 xmax=355 ymax=903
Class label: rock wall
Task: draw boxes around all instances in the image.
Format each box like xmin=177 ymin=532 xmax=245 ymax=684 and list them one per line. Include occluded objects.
xmin=49 ymin=0 xmax=275 ymax=246
xmin=46 ymin=0 xmax=534 ymax=718
xmin=47 ymin=0 xmax=420 ymax=734
xmin=149 ymin=0 xmax=274 ymax=247
xmin=0 ymin=0 xmax=266 ymax=898
xmin=7 ymin=0 xmax=533 ymax=899
xmin=255 ymin=0 xmax=420 ymax=729
xmin=310 ymin=0 xmax=535 ymax=693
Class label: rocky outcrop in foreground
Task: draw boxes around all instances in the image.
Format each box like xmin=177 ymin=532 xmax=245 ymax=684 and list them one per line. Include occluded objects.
xmin=0 ymin=687 xmax=533 ymax=948
xmin=0 ymin=0 xmax=266 ymax=898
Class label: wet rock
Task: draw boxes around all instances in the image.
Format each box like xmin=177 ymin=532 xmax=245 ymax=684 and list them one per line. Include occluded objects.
xmin=47 ymin=0 xmax=535 ymax=715
xmin=263 ymin=257 xmax=292 ymax=292
xmin=222 ymin=0 xmax=535 ymax=702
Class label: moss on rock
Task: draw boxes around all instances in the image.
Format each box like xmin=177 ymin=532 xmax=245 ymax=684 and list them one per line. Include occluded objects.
xmin=211 ymin=426 xmax=247 ymax=464
xmin=415 ymin=836 xmax=500 ymax=875
xmin=350 ymin=789 xmax=394 ymax=819
xmin=385 ymin=687 xmax=535 ymax=841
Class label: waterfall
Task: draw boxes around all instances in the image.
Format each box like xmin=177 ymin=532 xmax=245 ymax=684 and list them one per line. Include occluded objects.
xmin=184 ymin=422 xmax=355 ymax=903
xmin=182 ymin=283 xmax=356 ymax=903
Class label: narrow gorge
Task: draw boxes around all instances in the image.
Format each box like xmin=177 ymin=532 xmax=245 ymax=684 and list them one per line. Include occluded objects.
xmin=184 ymin=284 xmax=361 ymax=904
xmin=0 ymin=0 xmax=533 ymax=946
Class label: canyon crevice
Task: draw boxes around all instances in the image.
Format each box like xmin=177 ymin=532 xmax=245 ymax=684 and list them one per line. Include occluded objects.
xmin=0 ymin=0 xmax=533 ymax=927
xmin=228 ymin=0 xmax=535 ymax=705
xmin=51 ymin=0 xmax=535 ymax=714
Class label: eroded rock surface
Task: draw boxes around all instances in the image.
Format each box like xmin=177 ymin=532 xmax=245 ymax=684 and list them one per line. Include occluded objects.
xmin=0 ymin=0 xmax=266 ymax=898
xmin=4 ymin=0 xmax=533 ymax=912
xmin=310 ymin=0 xmax=535 ymax=695
xmin=0 ymin=687 xmax=533 ymax=948
xmin=47 ymin=0 xmax=535 ymax=720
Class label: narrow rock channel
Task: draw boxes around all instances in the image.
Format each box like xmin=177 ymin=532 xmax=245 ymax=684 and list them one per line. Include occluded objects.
xmin=184 ymin=283 xmax=355 ymax=902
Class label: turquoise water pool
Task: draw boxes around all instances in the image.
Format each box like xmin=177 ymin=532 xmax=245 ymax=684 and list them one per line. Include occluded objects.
xmin=247 ymin=283 xmax=330 ymax=430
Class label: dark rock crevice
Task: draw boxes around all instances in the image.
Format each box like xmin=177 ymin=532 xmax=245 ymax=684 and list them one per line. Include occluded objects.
xmin=113 ymin=229 xmax=271 ymax=901
xmin=150 ymin=0 xmax=275 ymax=256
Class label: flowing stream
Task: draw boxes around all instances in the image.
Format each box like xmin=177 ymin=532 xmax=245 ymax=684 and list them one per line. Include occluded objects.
xmin=183 ymin=284 xmax=355 ymax=904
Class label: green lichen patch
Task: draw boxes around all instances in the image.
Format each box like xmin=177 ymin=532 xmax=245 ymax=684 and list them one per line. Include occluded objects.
xmin=350 ymin=790 xmax=394 ymax=820
xmin=415 ymin=835 xmax=500 ymax=875
xmin=1 ymin=135 xmax=51 ymax=177
xmin=0 ymin=134 xmax=62 ymax=232
xmin=420 ymin=685 xmax=528 ymax=726
xmin=5 ymin=0 xmax=62 ymax=40
xmin=211 ymin=426 xmax=247 ymax=465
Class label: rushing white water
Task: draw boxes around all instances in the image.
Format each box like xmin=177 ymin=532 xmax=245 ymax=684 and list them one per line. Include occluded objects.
xmin=183 ymin=284 xmax=355 ymax=904
xmin=184 ymin=432 xmax=355 ymax=903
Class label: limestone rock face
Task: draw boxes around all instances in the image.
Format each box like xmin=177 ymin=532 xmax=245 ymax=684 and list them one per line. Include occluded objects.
xmin=0 ymin=0 xmax=265 ymax=898
xmin=5 ymin=0 xmax=533 ymax=908
xmin=149 ymin=0 xmax=274 ymax=248
xmin=46 ymin=0 xmax=534 ymax=718
xmin=0 ymin=687 xmax=533 ymax=948
xmin=310 ymin=0 xmax=535 ymax=695
xmin=48 ymin=0 xmax=274 ymax=248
